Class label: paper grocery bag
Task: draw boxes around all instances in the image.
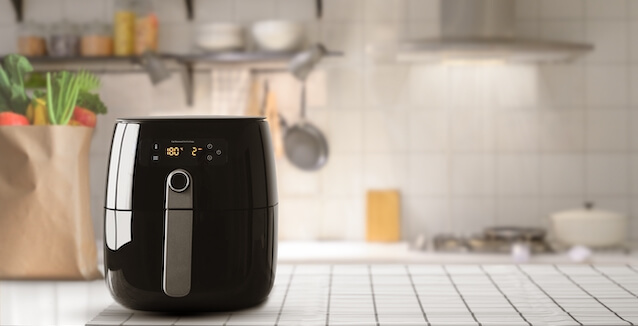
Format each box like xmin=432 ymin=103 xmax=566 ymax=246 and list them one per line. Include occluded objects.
xmin=0 ymin=126 xmax=101 ymax=280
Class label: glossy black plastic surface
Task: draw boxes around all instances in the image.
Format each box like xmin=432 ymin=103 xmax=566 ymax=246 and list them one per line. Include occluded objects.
xmin=104 ymin=117 xmax=278 ymax=312
xmin=105 ymin=207 xmax=277 ymax=312
xmin=107 ymin=117 xmax=278 ymax=211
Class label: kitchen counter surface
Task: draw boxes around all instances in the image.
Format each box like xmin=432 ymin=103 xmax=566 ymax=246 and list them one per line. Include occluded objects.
xmin=3 ymin=263 xmax=638 ymax=326
xmin=278 ymin=241 xmax=638 ymax=265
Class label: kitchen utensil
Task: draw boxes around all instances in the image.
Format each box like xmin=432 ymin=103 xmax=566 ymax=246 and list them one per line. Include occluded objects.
xmin=366 ymin=190 xmax=401 ymax=242
xmin=484 ymin=226 xmax=547 ymax=262
xmin=411 ymin=234 xmax=428 ymax=251
xmin=283 ymin=122 xmax=327 ymax=170
xmin=284 ymin=44 xmax=329 ymax=171
xmin=484 ymin=226 xmax=546 ymax=242
xmin=140 ymin=50 xmax=170 ymax=85
xmin=434 ymin=234 xmax=469 ymax=252
xmin=261 ymin=82 xmax=284 ymax=158
xmin=195 ymin=23 xmax=244 ymax=52
xmin=283 ymin=91 xmax=328 ymax=170
xmin=551 ymin=202 xmax=627 ymax=248
xmin=251 ymin=20 xmax=304 ymax=52
xmin=288 ymin=43 xmax=327 ymax=81
xmin=245 ymin=79 xmax=262 ymax=117
xmin=433 ymin=233 xmax=553 ymax=254
xmin=104 ymin=117 xmax=278 ymax=312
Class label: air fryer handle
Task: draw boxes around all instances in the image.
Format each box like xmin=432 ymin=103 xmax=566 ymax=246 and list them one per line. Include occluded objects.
xmin=163 ymin=169 xmax=193 ymax=297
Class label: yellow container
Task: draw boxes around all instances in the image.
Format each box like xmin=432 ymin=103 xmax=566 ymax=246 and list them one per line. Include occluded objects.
xmin=114 ymin=11 xmax=135 ymax=56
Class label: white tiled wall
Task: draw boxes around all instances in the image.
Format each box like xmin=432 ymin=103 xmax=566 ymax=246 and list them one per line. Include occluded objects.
xmin=1 ymin=0 xmax=638 ymax=242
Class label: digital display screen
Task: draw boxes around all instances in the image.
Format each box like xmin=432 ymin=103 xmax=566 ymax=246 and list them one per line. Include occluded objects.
xmin=165 ymin=146 xmax=204 ymax=158
xmin=147 ymin=139 xmax=228 ymax=166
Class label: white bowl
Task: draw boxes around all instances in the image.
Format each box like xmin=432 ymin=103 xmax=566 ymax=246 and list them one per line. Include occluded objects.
xmin=195 ymin=23 xmax=244 ymax=52
xmin=251 ymin=20 xmax=304 ymax=52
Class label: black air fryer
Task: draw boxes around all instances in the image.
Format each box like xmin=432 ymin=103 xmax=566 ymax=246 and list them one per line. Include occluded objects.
xmin=103 ymin=117 xmax=277 ymax=312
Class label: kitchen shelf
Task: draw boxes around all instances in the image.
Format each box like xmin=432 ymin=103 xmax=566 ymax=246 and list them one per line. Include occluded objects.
xmin=24 ymin=52 xmax=331 ymax=69
xmin=20 ymin=50 xmax=343 ymax=106
xmin=10 ymin=0 xmax=322 ymax=22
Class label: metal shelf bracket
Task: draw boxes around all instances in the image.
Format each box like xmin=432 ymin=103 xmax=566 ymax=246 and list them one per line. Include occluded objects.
xmin=179 ymin=62 xmax=195 ymax=107
xmin=185 ymin=0 xmax=193 ymax=20
xmin=11 ymin=0 xmax=23 ymax=22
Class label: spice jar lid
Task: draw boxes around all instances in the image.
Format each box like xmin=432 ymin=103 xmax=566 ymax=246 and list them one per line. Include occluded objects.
xmin=50 ymin=21 xmax=80 ymax=36
xmin=18 ymin=21 xmax=46 ymax=37
xmin=82 ymin=22 xmax=112 ymax=36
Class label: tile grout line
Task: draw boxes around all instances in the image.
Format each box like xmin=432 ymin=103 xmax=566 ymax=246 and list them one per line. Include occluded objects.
xmin=591 ymin=265 xmax=638 ymax=299
xmin=367 ymin=265 xmax=380 ymax=326
xmin=325 ymin=265 xmax=333 ymax=326
xmin=221 ymin=313 xmax=232 ymax=326
xmin=554 ymin=265 xmax=633 ymax=326
xmin=479 ymin=265 xmax=532 ymax=326
xmin=118 ymin=312 xmax=134 ymax=326
xmin=516 ymin=265 xmax=583 ymax=326
xmin=441 ymin=265 xmax=481 ymax=326
xmin=274 ymin=265 xmax=296 ymax=326
xmin=404 ymin=265 xmax=430 ymax=326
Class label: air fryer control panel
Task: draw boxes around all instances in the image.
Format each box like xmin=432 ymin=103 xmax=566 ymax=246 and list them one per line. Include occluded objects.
xmin=142 ymin=138 xmax=228 ymax=166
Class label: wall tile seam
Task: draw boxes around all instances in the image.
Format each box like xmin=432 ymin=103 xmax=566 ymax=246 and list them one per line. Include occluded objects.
xmin=624 ymin=0 xmax=635 ymax=230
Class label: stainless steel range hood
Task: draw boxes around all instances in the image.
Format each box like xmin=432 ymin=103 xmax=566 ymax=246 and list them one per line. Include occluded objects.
xmin=398 ymin=0 xmax=593 ymax=63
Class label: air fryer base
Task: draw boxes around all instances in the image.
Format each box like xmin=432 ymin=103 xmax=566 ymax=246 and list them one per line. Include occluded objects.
xmin=105 ymin=206 xmax=277 ymax=312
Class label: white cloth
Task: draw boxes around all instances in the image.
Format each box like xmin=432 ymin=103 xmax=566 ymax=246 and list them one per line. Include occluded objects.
xmin=210 ymin=69 xmax=251 ymax=115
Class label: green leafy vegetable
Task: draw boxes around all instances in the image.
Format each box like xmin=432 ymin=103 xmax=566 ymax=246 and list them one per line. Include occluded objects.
xmin=76 ymin=91 xmax=108 ymax=115
xmin=0 ymin=54 xmax=33 ymax=114
xmin=33 ymin=89 xmax=46 ymax=99
xmin=46 ymin=70 xmax=101 ymax=125
xmin=24 ymin=72 xmax=47 ymax=89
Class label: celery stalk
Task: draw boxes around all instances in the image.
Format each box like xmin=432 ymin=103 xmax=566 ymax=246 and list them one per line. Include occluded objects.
xmin=45 ymin=72 xmax=57 ymax=125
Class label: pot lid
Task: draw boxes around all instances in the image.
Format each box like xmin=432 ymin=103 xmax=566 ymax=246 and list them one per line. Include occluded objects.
xmin=552 ymin=202 xmax=625 ymax=220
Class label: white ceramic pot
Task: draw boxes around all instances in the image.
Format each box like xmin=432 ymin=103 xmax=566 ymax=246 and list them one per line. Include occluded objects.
xmin=195 ymin=23 xmax=244 ymax=51
xmin=251 ymin=20 xmax=304 ymax=52
xmin=551 ymin=203 xmax=627 ymax=248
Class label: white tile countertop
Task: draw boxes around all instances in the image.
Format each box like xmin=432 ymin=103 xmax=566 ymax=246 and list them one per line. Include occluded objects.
xmin=3 ymin=264 xmax=638 ymax=326
xmin=2 ymin=241 xmax=638 ymax=325
xmin=277 ymin=241 xmax=638 ymax=265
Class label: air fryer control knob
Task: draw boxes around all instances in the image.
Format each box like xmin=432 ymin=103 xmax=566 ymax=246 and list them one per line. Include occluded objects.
xmin=168 ymin=171 xmax=190 ymax=193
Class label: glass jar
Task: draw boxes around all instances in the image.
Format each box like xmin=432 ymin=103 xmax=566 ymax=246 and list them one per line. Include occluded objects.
xmin=114 ymin=0 xmax=136 ymax=56
xmin=17 ymin=22 xmax=47 ymax=56
xmin=133 ymin=0 xmax=158 ymax=55
xmin=81 ymin=23 xmax=113 ymax=56
xmin=48 ymin=21 xmax=80 ymax=57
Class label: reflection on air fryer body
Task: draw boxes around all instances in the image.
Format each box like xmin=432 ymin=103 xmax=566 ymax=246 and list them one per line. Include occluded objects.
xmin=104 ymin=117 xmax=278 ymax=312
